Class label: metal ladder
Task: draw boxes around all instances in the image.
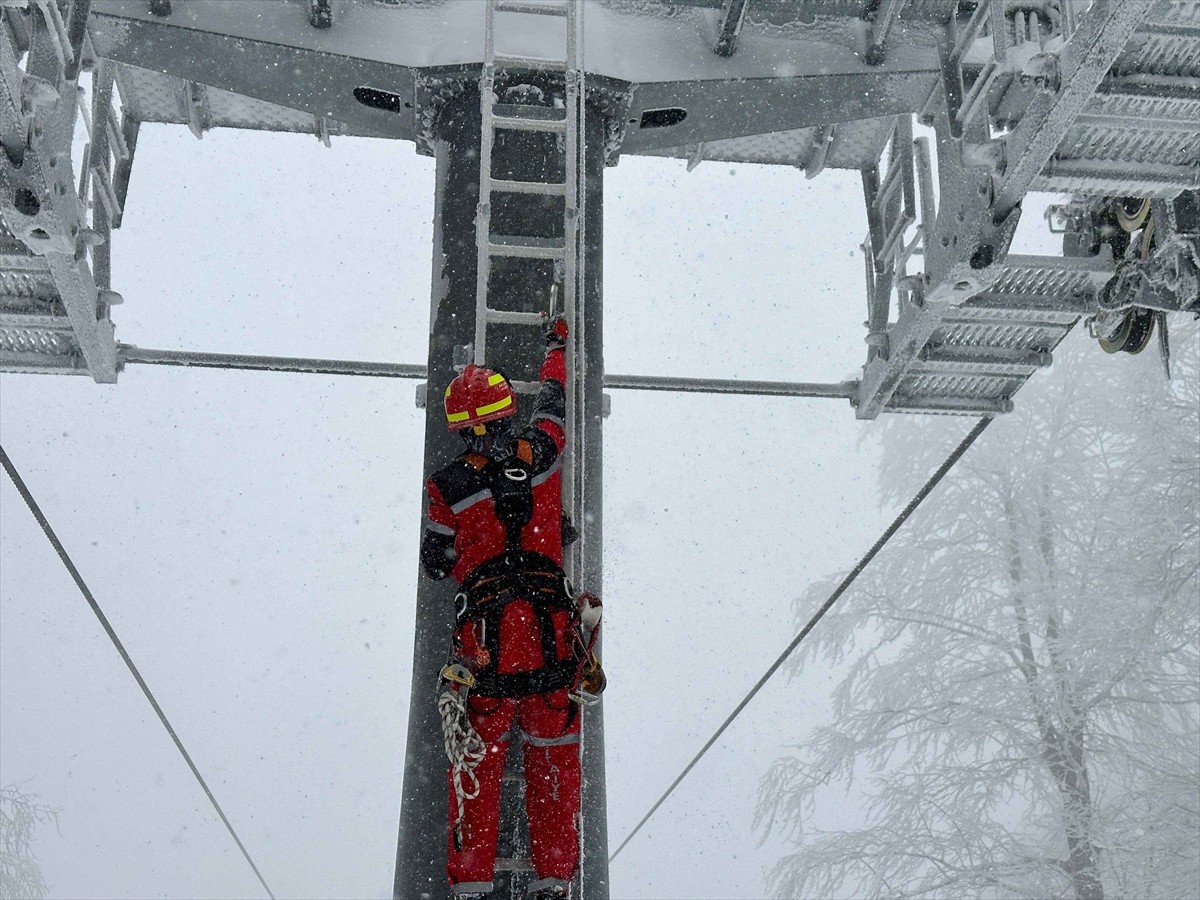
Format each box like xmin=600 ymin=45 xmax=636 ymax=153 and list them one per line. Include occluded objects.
xmin=474 ymin=0 xmax=590 ymax=887
xmin=474 ymin=0 xmax=588 ymax=572
xmin=473 ymin=0 xmax=586 ymax=375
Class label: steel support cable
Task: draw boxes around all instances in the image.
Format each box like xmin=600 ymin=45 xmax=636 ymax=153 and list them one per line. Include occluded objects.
xmin=608 ymin=415 xmax=993 ymax=864
xmin=0 ymin=445 xmax=278 ymax=900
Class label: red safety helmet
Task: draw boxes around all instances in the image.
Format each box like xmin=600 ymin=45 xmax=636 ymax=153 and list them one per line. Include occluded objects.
xmin=444 ymin=364 xmax=516 ymax=433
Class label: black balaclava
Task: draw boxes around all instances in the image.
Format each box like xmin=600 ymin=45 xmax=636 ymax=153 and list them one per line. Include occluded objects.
xmin=461 ymin=416 xmax=516 ymax=459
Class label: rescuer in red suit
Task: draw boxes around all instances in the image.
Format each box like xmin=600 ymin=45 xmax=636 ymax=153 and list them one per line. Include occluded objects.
xmin=421 ymin=316 xmax=580 ymax=899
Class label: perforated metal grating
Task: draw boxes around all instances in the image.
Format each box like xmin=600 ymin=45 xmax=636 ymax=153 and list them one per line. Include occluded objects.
xmin=1 ymin=325 xmax=77 ymax=355
xmin=885 ymin=256 xmax=1114 ymax=414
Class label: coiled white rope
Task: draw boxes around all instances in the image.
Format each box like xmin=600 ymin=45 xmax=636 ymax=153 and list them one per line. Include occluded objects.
xmin=438 ymin=687 xmax=487 ymax=845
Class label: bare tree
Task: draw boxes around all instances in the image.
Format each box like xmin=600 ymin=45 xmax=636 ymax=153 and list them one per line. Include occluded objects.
xmin=757 ymin=325 xmax=1200 ymax=900
xmin=0 ymin=785 xmax=57 ymax=900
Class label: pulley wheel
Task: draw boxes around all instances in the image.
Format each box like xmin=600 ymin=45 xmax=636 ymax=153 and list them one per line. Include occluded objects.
xmin=1098 ymin=307 xmax=1156 ymax=354
xmin=1115 ymin=197 xmax=1151 ymax=233
xmin=1139 ymin=217 xmax=1156 ymax=259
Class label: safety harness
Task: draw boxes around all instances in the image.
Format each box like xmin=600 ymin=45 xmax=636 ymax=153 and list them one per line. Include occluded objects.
xmin=444 ymin=442 xmax=580 ymax=697
xmin=455 ymin=550 xmax=578 ymax=697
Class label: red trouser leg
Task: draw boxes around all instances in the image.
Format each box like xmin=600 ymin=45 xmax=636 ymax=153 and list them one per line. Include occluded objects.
xmin=447 ymin=695 xmax=516 ymax=893
xmin=519 ymin=689 xmax=582 ymax=887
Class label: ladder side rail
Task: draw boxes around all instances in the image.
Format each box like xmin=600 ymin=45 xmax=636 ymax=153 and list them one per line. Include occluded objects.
xmin=474 ymin=0 xmax=498 ymax=364
xmin=89 ymin=60 xmax=115 ymax=292
xmin=562 ymin=0 xmax=581 ymax=531
xmin=571 ymin=0 xmax=588 ymax=564
xmin=876 ymin=129 xmax=915 ymax=270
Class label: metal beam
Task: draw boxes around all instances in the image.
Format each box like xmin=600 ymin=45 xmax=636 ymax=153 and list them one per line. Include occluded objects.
xmin=994 ymin=0 xmax=1156 ymax=217
xmin=116 ymin=347 xmax=859 ymax=401
xmin=712 ymin=0 xmax=749 ymax=57
xmin=0 ymin=9 xmax=118 ymax=382
xmin=865 ymin=0 xmax=908 ymax=66
xmin=87 ymin=1 xmax=943 ymax=159
xmin=604 ymin=373 xmax=857 ymax=399
xmin=118 ymin=346 xmax=427 ymax=378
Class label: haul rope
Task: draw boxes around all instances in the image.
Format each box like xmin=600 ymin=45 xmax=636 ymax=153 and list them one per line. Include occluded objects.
xmin=1 ymin=444 xmax=278 ymax=900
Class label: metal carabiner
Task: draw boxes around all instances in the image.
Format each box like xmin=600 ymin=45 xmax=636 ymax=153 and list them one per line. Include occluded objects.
xmin=441 ymin=662 xmax=476 ymax=690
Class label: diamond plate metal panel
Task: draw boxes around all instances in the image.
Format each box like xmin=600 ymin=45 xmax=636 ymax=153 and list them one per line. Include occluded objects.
xmin=895 ymin=371 xmax=1018 ymax=400
xmin=989 ymin=255 xmax=1115 ymax=298
xmin=880 ymin=254 xmax=1112 ymax=416
xmin=1085 ymin=87 xmax=1200 ymax=126
xmin=1032 ymin=167 xmax=1200 ymax=198
xmin=0 ymin=267 xmax=56 ymax=303
xmin=643 ymin=116 xmax=896 ymax=170
xmin=1 ymin=324 xmax=77 ymax=355
xmin=115 ymin=63 xmax=353 ymax=136
xmin=1115 ymin=31 xmax=1200 ymax=77
xmin=1056 ymin=122 xmax=1200 ymax=166
xmin=929 ymin=319 xmax=1070 ymax=351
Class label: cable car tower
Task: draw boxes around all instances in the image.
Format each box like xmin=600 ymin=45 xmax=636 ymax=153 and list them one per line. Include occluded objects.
xmin=2 ymin=1 xmax=1198 ymax=897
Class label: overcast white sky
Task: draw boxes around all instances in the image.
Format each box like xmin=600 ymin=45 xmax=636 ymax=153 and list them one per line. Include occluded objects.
xmin=1 ymin=119 xmax=1060 ymax=899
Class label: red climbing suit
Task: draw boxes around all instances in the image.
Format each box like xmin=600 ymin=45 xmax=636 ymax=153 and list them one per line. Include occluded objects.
xmin=421 ymin=341 xmax=580 ymax=896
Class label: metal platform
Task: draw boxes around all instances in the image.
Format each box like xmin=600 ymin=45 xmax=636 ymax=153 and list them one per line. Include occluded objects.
xmin=1 ymin=0 xmax=1198 ymax=399
xmin=881 ymin=252 xmax=1115 ymax=414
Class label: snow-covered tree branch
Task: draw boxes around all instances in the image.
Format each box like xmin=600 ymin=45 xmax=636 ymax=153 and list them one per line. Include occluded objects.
xmin=0 ymin=785 xmax=56 ymax=900
xmin=757 ymin=324 xmax=1200 ymax=900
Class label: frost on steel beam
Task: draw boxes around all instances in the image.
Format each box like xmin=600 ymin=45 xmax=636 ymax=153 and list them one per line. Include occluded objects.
xmin=86 ymin=3 xmax=417 ymax=143
xmin=865 ymin=0 xmax=909 ymax=66
xmin=993 ymin=0 xmax=1157 ymax=217
xmin=309 ymin=0 xmax=334 ymax=30
xmin=0 ymin=3 xmax=117 ymax=381
xmin=855 ymin=0 xmax=1150 ymax=419
xmin=712 ymin=0 xmax=748 ymax=57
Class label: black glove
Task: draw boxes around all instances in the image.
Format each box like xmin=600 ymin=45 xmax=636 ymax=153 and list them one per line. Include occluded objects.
xmin=544 ymin=316 xmax=568 ymax=349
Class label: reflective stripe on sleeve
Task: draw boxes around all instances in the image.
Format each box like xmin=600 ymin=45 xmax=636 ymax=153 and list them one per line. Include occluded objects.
xmin=424 ymin=520 xmax=455 ymax=536
xmin=450 ymin=487 xmax=492 ymax=515
xmin=531 ymin=457 xmax=560 ymax=487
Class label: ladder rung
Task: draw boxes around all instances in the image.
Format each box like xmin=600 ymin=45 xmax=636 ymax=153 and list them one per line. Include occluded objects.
xmin=494 ymin=857 xmax=536 ymax=873
xmin=493 ymin=103 xmax=567 ymax=124
xmin=493 ymin=53 xmax=566 ymax=72
xmin=486 ymin=309 xmax=545 ymax=326
xmin=495 ymin=0 xmax=568 ymax=16
xmin=492 ymin=113 xmax=567 ymax=133
xmin=488 ymin=235 xmax=565 ymax=259
xmin=489 ymin=178 xmax=566 ymax=196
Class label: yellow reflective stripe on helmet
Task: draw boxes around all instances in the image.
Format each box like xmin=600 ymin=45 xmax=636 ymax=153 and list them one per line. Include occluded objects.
xmin=447 ymin=410 xmax=470 ymax=423
xmin=487 ymin=373 xmax=506 ymax=386
xmin=475 ymin=394 xmax=513 ymax=417
xmin=445 ymin=385 xmax=453 ymax=398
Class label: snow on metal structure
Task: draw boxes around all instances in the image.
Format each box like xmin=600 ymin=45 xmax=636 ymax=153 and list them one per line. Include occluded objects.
xmin=1 ymin=0 xmax=1197 ymax=413
xmin=1 ymin=0 xmax=1199 ymax=897
xmin=2 ymin=0 xmax=1198 ymax=412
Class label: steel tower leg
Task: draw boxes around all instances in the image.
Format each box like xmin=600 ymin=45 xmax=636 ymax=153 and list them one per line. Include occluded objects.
xmin=395 ymin=83 xmax=608 ymax=900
